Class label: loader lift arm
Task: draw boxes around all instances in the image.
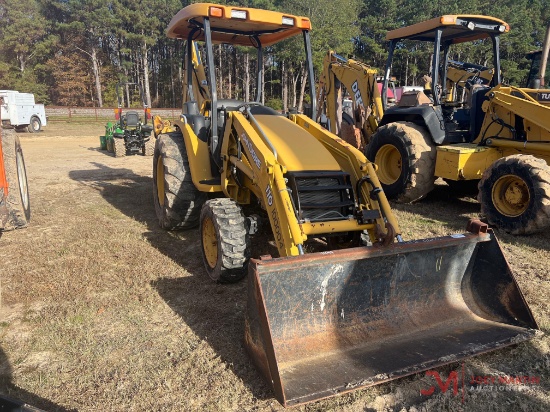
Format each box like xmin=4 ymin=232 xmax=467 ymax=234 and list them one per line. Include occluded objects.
xmin=218 ymin=104 xmax=399 ymax=257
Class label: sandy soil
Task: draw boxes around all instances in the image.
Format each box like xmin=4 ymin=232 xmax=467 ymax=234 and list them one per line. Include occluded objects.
xmin=0 ymin=122 xmax=548 ymax=411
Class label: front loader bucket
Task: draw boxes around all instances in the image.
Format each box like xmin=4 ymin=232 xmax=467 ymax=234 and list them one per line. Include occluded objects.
xmin=244 ymin=223 xmax=539 ymax=407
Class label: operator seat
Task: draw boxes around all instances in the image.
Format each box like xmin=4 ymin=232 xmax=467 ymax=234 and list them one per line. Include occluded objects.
xmin=215 ymin=99 xmax=244 ymax=139
xmin=468 ymin=85 xmax=490 ymax=142
xmin=125 ymin=111 xmax=140 ymax=128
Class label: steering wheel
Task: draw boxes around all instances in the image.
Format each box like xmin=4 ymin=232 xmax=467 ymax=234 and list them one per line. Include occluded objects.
xmin=237 ymin=102 xmax=263 ymax=113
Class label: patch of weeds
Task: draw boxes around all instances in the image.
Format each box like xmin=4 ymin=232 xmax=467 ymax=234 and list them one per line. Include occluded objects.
xmin=56 ymin=248 xmax=70 ymax=257
xmin=68 ymin=314 xmax=86 ymax=325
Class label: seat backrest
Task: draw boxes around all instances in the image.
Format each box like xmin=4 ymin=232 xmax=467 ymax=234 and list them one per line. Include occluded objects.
xmin=125 ymin=111 xmax=140 ymax=127
xmin=214 ymin=100 xmax=245 ymax=146
xmin=469 ymin=86 xmax=490 ymax=141
xmin=184 ymin=114 xmax=210 ymax=143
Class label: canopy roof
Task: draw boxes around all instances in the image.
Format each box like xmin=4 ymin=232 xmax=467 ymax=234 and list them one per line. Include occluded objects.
xmin=386 ymin=15 xmax=509 ymax=44
xmin=167 ymin=3 xmax=311 ymax=47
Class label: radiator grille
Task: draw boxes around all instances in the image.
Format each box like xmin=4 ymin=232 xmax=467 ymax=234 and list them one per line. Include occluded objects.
xmin=287 ymin=172 xmax=355 ymax=222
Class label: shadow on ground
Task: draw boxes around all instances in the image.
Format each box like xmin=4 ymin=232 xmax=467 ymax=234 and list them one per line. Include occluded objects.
xmin=152 ymin=275 xmax=273 ymax=402
xmin=68 ymin=162 xmax=273 ymax=402
xmin=0 ymin=347 xmax=75 ymax=412
xmin=87 ymin=146 xmax=107 ymax=154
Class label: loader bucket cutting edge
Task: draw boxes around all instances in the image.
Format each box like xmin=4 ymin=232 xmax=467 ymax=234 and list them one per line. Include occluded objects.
xmin=244 ymin=231 xmax=539 ymax=407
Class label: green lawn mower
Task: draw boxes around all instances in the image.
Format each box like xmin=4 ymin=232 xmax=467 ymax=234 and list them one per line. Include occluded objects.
xmin=100 ymin=83 xmax=154 ymax=157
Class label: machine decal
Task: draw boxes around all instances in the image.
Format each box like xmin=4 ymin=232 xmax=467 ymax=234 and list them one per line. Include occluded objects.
xmin=271 ymin=208 xmax=284 ymax=250
xmin=241 ymin=133 xmax=262 ymax=169
xmin=266 ymin=184 xmax=274 ymax=206
xmin=351 ymin=80 xmax=365 ymax=108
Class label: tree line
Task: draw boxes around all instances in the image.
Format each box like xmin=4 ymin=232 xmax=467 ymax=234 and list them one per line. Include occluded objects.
xmin=0 ymin=0 xmax=548 ymax=110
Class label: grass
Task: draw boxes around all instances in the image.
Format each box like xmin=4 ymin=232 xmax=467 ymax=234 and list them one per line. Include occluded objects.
xmin=0 ymin=123 xmax=548 ymax=411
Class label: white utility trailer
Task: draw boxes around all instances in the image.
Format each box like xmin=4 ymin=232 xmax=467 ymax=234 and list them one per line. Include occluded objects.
xmin=0 ymin=90 xmax=47 ymax=133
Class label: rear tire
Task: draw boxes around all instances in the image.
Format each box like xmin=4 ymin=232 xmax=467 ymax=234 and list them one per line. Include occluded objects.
xmin=200 ymin=198 xmax=250 ymax=282
xmin=478 ymin=154 xmax=550 ymax=235
xmin=366 ymin=121 xmax=436 ymax=202
xmin=113 ymin=137 xmax=126 ymax=157
xmin=27 ymin=116 xmax=41 ymax=133
xmin=142 ymin=138 xmax=155 ymax=156
xmin=153 ymin=132 xmax=206 ymax=230
xmin=2 ymin=130 xmax=30 ymax=230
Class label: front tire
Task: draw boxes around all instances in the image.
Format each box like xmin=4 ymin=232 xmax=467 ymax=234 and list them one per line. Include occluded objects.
xmin=142 ymin=138 xmax=155 ymax=156
xmin=106 ymin=137 xmax=114 ymax=152
xmin=200 ymin=198 xmax=250 ymax=282
xmin=153 ymin=132 xmax=206 ymax=230
xmin=2 ymin=130 xmax=30 ymax=229
xmin=366 ymin=121 xmax=436 ymax=202
xmin=27 ymin=116 xmax=41 ymax=133
xmin=478 ymin=155 xmax=550 ymax=235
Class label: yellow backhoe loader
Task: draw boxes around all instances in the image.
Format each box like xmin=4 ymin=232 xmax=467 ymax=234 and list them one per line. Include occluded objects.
xmin=154 ymin=4 xmax=539 ymax=407
xmin=367 ymin=15 xmax=550 ymax=235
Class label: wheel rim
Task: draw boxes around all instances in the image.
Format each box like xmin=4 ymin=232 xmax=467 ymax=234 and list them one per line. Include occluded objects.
xmin=202 ymin=216 xmax=218 ymax=269
xmin=374 ymin=144 xmax=402 ymax=185
xmin=492 ymin=174 xmax=530 ymax=217
xmin=16 ymin=150 xmax=29 ymax=211
xmin=32 ymin=119 xmax=39 ymax=131
xmin=156 ymin=156 xmax=165 ymax=207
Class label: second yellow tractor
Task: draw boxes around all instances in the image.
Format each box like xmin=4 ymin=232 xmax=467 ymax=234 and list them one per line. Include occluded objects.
xmin=366 ymin=15 xmax=550 ymax=235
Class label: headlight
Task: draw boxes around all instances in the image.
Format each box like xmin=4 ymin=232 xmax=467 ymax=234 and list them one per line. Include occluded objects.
xmin=282 ymin=17 xmax=294 ymax=26
xmin=231 ymin=10 xmax=247 ymax=19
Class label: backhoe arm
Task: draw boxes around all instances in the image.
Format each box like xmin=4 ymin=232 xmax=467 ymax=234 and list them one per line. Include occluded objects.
xmin=183 ymin=40 xmax=210 ymax=109
xmin=318 ymin=51 xmax=384 ymax=141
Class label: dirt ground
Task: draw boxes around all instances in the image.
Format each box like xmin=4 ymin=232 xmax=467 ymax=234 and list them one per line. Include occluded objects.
xmin=0 ymin=122 xmax=548 ymax=411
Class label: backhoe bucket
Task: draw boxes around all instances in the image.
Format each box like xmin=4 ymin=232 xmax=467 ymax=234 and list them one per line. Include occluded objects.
xmin=244 ymin=223 xmax=538 ymax=407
